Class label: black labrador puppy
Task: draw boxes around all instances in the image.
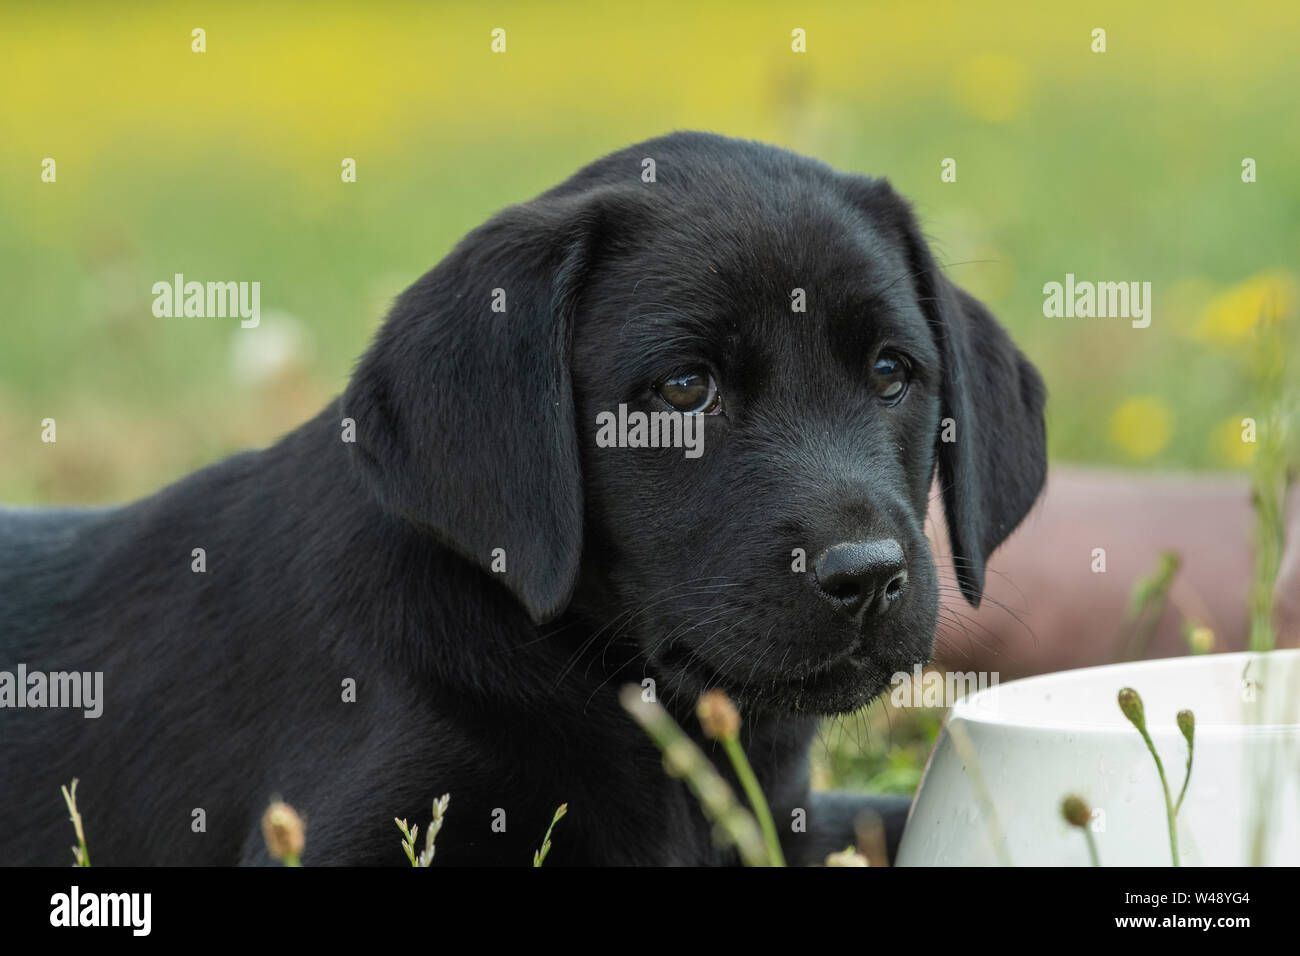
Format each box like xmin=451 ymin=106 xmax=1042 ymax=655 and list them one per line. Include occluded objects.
xmin=0 ymin=132 xmax=1045 ymax=865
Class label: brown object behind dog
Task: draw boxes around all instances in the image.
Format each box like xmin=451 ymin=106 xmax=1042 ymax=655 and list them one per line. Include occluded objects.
xmin=931 ymin=466 xmax=1298 ymax=680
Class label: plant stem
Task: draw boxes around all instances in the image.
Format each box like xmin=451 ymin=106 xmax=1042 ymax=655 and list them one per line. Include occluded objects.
xmin=721 ymin=736 xmax=785 ymax=867
xmin=1135 ymin=724 xmax=1180 ymax=866
xmin=619 ymin=686 xmax=772 ymax=866
xmin=1174 ymin=747 xmax=1194 ymax=816
xmin=533 ymin=803 xmax=568 ymax=867
xmin=60 ymin=779 xmax=90 ymax=868
xmin=1083 ymin=828 xmax=1100 ymax=867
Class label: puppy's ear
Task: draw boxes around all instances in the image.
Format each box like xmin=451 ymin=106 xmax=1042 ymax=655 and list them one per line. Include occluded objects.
xmin=927 ymin=277 xmax=1047 ymax=605
xmin=342 ymin=192 xmax=610 ymax=624
xmin=858 ymin=181 xmax=1047 ymax=606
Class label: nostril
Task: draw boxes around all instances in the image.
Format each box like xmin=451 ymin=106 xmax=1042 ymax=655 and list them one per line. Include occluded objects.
xmin=884 ymin=570 xmax=908 ymax=602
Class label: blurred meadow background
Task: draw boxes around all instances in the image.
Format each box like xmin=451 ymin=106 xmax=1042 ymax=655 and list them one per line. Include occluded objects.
xmin=1 ymin=1 xmax=1297 ymax=794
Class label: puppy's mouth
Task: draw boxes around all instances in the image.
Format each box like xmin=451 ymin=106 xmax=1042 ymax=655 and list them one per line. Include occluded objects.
xmin=650 ymin=639 xmax=893 ymax=715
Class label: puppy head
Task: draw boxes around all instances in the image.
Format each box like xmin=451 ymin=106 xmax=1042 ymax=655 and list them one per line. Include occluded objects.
xmin=344 ymin=132 xmax=1046 ymax=715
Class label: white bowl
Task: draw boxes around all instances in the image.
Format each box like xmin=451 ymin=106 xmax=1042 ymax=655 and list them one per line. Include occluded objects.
xmin=894 ymin=649 xmax=1300 ymax=866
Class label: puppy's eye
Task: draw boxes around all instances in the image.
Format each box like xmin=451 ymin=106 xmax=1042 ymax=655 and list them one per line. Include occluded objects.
xmin=872 ymin=351 xmax=910 ymax=405
xmin=656 ymin=371 xmax=722 ymax=414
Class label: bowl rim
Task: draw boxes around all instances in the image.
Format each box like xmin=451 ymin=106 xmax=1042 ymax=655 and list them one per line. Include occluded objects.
xmin=949 ymin=648 xmax=1300 ymax=735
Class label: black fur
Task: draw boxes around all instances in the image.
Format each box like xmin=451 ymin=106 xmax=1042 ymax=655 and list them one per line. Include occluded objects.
xmin=0 ymin=132 xmax=1045 ymax=865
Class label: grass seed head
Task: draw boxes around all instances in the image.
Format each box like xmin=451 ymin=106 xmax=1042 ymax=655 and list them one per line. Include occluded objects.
xmin=1061 ymin=794 xmax=1092 ymax=828
xmin=262 ymin=801 xmax=305 ymax=862
xmin=697 ymin=689 xmax=741 ymax=740
xmin=1117 ymin=687 xmax=1146 ymax=731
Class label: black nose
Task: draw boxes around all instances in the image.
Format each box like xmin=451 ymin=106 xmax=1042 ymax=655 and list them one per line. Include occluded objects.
xmin=813 ymin=539 xmax=908 ymax=622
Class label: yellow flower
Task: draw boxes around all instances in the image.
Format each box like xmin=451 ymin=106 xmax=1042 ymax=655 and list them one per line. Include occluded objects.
xmin=1208 ymin=416 xmax=1258 ymax=467
xmin=1191 ymin=271 xmax=1298 ymax=346
xmin=1109 ymin=396 xmax=1174 ymax=460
